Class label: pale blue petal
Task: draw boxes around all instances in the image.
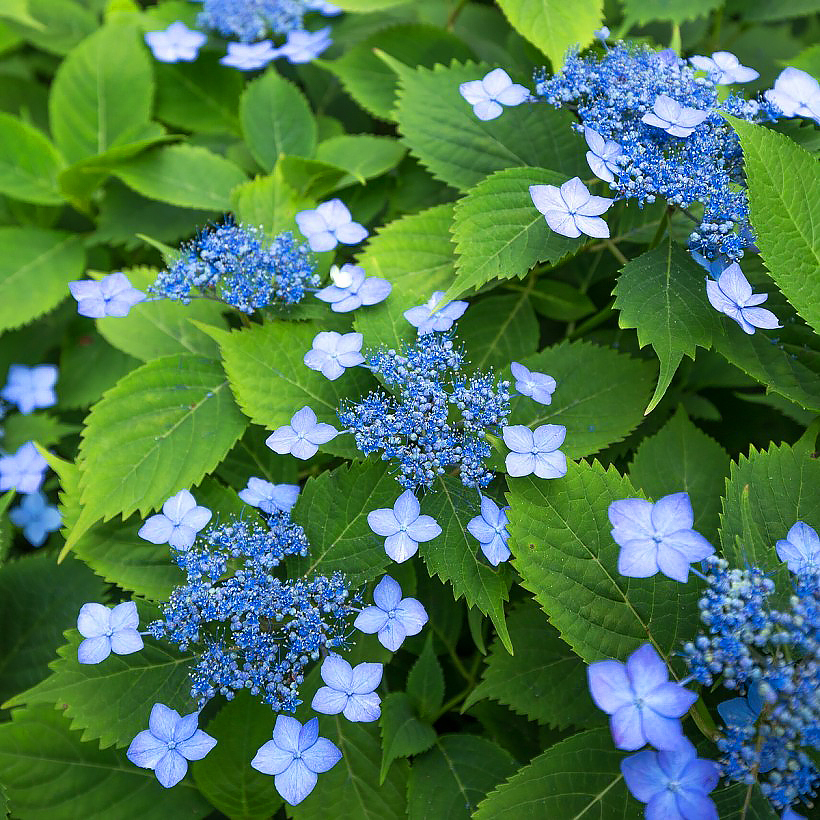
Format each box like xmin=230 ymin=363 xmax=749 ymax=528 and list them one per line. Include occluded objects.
xmin=155 ymin=749 xmax=188 ymax=788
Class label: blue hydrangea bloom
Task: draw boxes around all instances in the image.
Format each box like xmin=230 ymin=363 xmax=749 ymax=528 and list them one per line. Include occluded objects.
xmin=689 ymin=51 xmax=758 ymax=85
xmin=77 ymin=601 xmax=144 ymax=664
xmin=0 ymin=441 xmax=48 ymax=494
xmin=588 ymin=643 xmax=697 ymax=751
xmin=9 ymin=491 xmax=61 ymax=546
xmin=776 ymin=521 xmax=820 ymax=574
xmin=303 ymin=331 xmax=364 ymax=381
xmin=127 ymin=703 xmax=216 ymax=788
xmin=311 ymin=655 xmax=382 ymax=722
xmin=296 ymin=199 xmax=368 ymax=252
xmin=266 ymin=406 xmax=337 ymax=459
xmin=706 ymin=263 xmax=780 ymax=335
xmin=642 ymin=94 xmax=708 ymax=137
xmin=138 ymin=490 xmax=212 ymax=551
xmin=765 ymin=68 xmax=820 ymax=124
xmin=467 ymin=496 xmax=510 ymax=566
xmin=584 ymin=127 xmax=623 ymax=184
xmin=252 ymin=716 xmax=341 ymax=805
xmin=502 ymin=424 xmax=567 ymax=479
xmin=220 ymin=40 xmax=278 ymax=69
xmin=403 ymin=291 xmax=468 ymax=334
xmin=69 ymin=273 xmax=145 ymax=319
xmin=354 ymin=575 xmax=428 ymax=651
xmin=199 ymin=0 xmax=305 ymax=42
xmin=305 ymin=0 xmax=341 ymax=14
xmin=144 ymin=22 xmax=207 ymax=62
xmin=529 ymin=177 xmax=613 ymax=239
xmin=458 ymin=68 xmax=529 ymax=121
xmin=275 ymin=26 xmax=331 ymax=63
xmin=510 ymin=362 xmax=556 ymax=405
xmin=238 ymin=477 xmax=300 ymax=514
xmin=315 ymin=264 xmax=391 ymax=312
xmin=368 ymin=490 xmax=441 ymax=563
xmin=1 ymin=364 xmax=57 ymax=415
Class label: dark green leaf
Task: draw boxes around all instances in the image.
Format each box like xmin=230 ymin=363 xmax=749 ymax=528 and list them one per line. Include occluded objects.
xmin=406 ymin=636 xmax=445 ymax=722
xmin=379 ymin=692 xmax=436 ymax=784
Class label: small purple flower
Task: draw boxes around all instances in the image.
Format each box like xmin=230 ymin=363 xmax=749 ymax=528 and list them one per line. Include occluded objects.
xmin=467 ymin=496 xmax=511 ymax=566
xmin=458 ymin=68 xmax=530 ymax=121
xmin=303 ymin=331 xmax=364 ymax=381
xmin=9 ymin=491 xmax=61 ymax=547
xmin=238 ymin=477 xmax=300 ymax=514
xmin=594 ymin=26 xmax=610 ymax=43
xmin=220 ymin=40 xmax=278 ymax=70
xmin=502 ymin=424 xmax=567 ymax=480
xmin=765 ymin=67 xmax=820 ymax=124
xmin=689 ymin=51 xmax=758 ymax=84
xmin=367 ymin=490 xmax=441 ymax=563
xmin=315 ymin=264 xmax=391 ymax=312
xmin=295 ymin=199 xmax=368 ymax=252
xmin=641 ymin=94 xmax=708 ymax=137
xmin=77 ymin=601 xmax=144 ymax=664
xmin=127 ymin=703 xmax=216 ymax=788
xmin=510 ymin=362 xmax=556 ymax=405
xmin=0 ymin=441 xmax=48 ymax=494
xmin=311 ymin=655 xmax=383 ymax=722
xmin=705 ymin=262 xmax=780 ymax=335
xmin=776 ymin=521 xmax=820 ymax=574
xmin=621 ymin=740 xmax=720 ymax=820
xmin=608 ymin=492 xmax=714 ymax=583
xmin=584 ymin=128 xmax=622 ymax=184
xmin=690 ymin=250 xmax=725 ymax=279
xmin=529 ymin=177 xmax=613 ymax=239
xmin=354 ymin=575 xmax=428 ymax=651
xmin=588 ymin=643 xmax=698 ymax=751
xmin=275 ymin=27 xmax=332 ymax=64
xmin=144 ymin=22 xmax=206 ymax=63
xmin=403 ymin=291 xmax=468 ymax=335
xmin=265 ymin=406 xmax=338 ymax=460
xmin=251 ymin=716 xmax=341 ymax=806
xmin=69 ymin=273 xmax=145 ymax=319
xmin=1 ymin=364 xmax=57 ymax=415
xmin=138 ymin=490 xmax=212 ymax=551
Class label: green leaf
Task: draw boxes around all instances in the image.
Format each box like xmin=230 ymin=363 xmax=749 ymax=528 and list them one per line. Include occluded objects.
xmin=474 ymin=728 xmax=637 ymax=819
xmin=510 ymin=340 xmax=655 ymax=459
xmin=231 ymin=168 xmax=313 ymax=237
xmin=712 ymin=783 xmax=779 ymax=819
xmin=113 ymin=144 xmax=246 ymax=211
xmin=464 ymin=599 xmax=601 ymax=730
xmin=629 ymin=406 xmax=730 ymax=538
xmin=420 ymin=476 xmax=512 ymax=653
xmin=0 ymin=227 xmax=84 ymax=332
xmin=240 ymin=70 xmax=317 ymax=171
xmin=330 ymin=0 xmax=407 ymax=8
xmin=1 ymin=413 xmax=79 ymax=452
xmin=406 ymin=636 xmax=445 ymax=722
xmin=0 ymin=705 xmax=211 ymax=819
xmin=276 ymin=154 xmax=350 ymax=199
xmin=393 ymin=60 xmax=585 ymax=192
xmin=614 ymin=240 xmax=718 ymax=414
xmin=507 ymin=460 xmax=699 ymax=664
xmin=622 ymin=0 xmax=723 ymax=24
xmin=3 ymin=0 xmax=96 ymax=56
xmin=408 ymin=735 xmax=516 ymax=820
xmin=730 ymin=118 xmax=820 ymax=334
xmin=528 ymin=279 xmax=595 ymax=322
xmin=316 ymin=135 xmax=406 ymax=185
xmin=378 ymin=692 xmax=436 ymax=784
xmin=495 ymin=0 xmax=602 ymax=69
xmin=0 ymin=113 xmax=64 ymax=204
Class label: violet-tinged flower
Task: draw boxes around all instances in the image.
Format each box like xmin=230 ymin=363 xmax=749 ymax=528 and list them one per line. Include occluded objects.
xmin=608 ymin=492 xmax=714 ymax=583
xmin=69 ymin=273 xmax=145 ymax=319
xmin=458 ymin=68 xmax=529 ymax=121
xmin=588 ymin=643 xmax=697 ymax=751
xmin=690 ymin=250 xmax=725 ymax=279
xmin=77 ymin=601 xmax=144 ymax=664
xmin=510 ymin=362 xmax=556 ymax=405
xmin=144 ymin=22 xmax=206 ymax=63
xmin=315 ymin=264 xmax=391 ymax=312
xmin=367 ymin=489 xmax=441 ymax=563
xmin=467 ymin=496 xmax=511 ymax=566
xmin=0 ymin=441 xmax=48 ymax=494
xmin=776 ymin=521 xmax=820 ymax=574
xmin=266 ymin=406 xmax=337 ymax=459
xmin=584 ymin=128 xmax=622 ymax=184
xmin=127 ymin=703 xmax=216 ymax=788
xmin=238 ymin=477 xmax=300 ymax=514
xmin=220 ymin=40 xmax=278 ymax=70
xmin=529 ymin=177 xmax=613 ymax=239
xmin=621 ymin=740 xmax=720 ymax=820
xmin=705 ymin=262 xmax=780 ymax=335
xmin=251 ymin=716 xmax=341 ymax=806
xmin=503 ymin=424 xmax=567 ymax=479
xmin=689 ymin=51 xmax=758 ymax=84
xmin=641 ymin=94 xmax=708 ymax=137
xmin=354 ymin=575 xmax=428 ymax=651
xmin=765 ymin=67 xmax=820 ymax=124
xmin=295 ymin=199 xmax=368 ymax=252
xmin=138 ymin=490 xmax=212 ymax=551
xmin=403 ymin=291 xmax=468 ymax=335
xmin=303 ymin=331 xmax=364 ymax=381
xmin=311 ymin=655 xmax=383 ymax=722
xmin=1 ymin=364 xmax=57 ymax=415
xmin=594 ymin=26 xmax=610 ymax=43
xmin=9 ymin=491 xmax=61 ymax=547
xmin=275 ymin=27 xmax=331 ymax=64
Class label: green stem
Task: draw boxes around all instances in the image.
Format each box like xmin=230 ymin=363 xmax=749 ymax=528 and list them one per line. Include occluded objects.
xmin=648 ymin=208 xmax=673 ymax=250
xmin=445 ymin=0 xmax=468 ymax=30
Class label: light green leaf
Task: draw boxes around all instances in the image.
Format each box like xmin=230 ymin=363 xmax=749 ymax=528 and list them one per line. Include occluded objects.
xmin=276 ymin=154 xmax=350 ymax=199
xmin=0 ymin=113 xmax=64 ymax=204
xmin=231 ymin=168 xmax=314 ymax=237
xmin=1 ymin=413 xmax=79 ymax=452
xmin=622 ymin=0 xmax=722 ymax=24
xmin=406 ymin=636 xmax=445 ymax=722
xmin=379 ymin=692 xmax=436 ymax=785
xmin=3 ymin=0 xmax=95 ymax=56
xmin=316 ymin=135 xmax=406 ymax=185
xmin=330 ymin=0 xmax=407 ymax=8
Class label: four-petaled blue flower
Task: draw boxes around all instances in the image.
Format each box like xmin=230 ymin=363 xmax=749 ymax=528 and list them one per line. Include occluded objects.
xmin=705 ymin=262 xmax=780 ymax=335
xmin=127 ymin=703 xmax=217 ymax=788
xmin=9 ymin=491 xmax=61 ymax=546
xmin=266 ymin=406 xmax=338 ymax=460
xmin=641 ymin=94 xmax=708 ymax=137
xmin=502 ymin=424 xmax=567 ymax=479
xmin=315 ymin=264 xmax=391 ymax=312
xmin=77 ymin=601 xmax=144 ymax=664
xmin=354 ymin=575 xmax=428 ymax=651
xmin=69 ymin=273 xmax=146 ymax=319
xmin=1 ymin=364 xmax=57 ymax=415
xmin=0 ymin=441 xmax=48 ymax=494
xmin=220 ymin=41 xmax=278 ymax=70
xmin=587 ymin=643 xmax=698 ymax=751
xmin=367 ymin=489 xmax=442 ymax=563
xmin=458 ymin=68 xmax=529 ymax=121
xmin=144 ymin=22 xmax=206 ymax=63
xmin=138 ymin=489 xmax=212 ymax=551
xmin=621 ymin=739 xmax=720 ymax=820
xmin=510 ymin=362 xmax=556 ymax=405
xmin=530 ymin=177 xmax=613 ymax=239
xmin=776 ymin=521 xmax=820 ymax=574
xmin=689 ymin=51 xmax=758 ymax=85
xmin=296 ymin=199 xmax=368 ymax=252
xmin=311 ymin=655 xmax=383 ymax=722
xmin=467 ymin=496 xmax=511 ymax=566
xmin=275 ymin=27 xmax=332 ymax=64
xmin=238 ymin=477 xmax=300 ymax=514
xmin=608 ymin=492 xmax=714 ymax=583
xmin=765 ymin=67 xmax=820 ymax=124
xmin=584 ymin=128 xmax=623 ymax=184
xmin=403 ymin=291 xmax=468 ymax=335
xmin=251 ymin=716 xmax=342 ymax=806
xmin=304 ymin=331 xmax=364 ymax=381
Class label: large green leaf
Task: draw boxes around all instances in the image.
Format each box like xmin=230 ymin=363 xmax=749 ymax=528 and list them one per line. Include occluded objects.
xmin=316 ymin=135 xmax=406 ymax=186
xmin=406 ymin=637 xmax=445 ymax=722
xmin=379 ymin=692 xmax=436 ymax=784
xmin=0 ymin=113 xmax=64 ymax=204
xmin=622 ymin=0 xmax=723 ymax=24
xmin=1 ymin=413 xmax=79 ymax=453
xmin=231 ymin=167 xmax=313 ymax=237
